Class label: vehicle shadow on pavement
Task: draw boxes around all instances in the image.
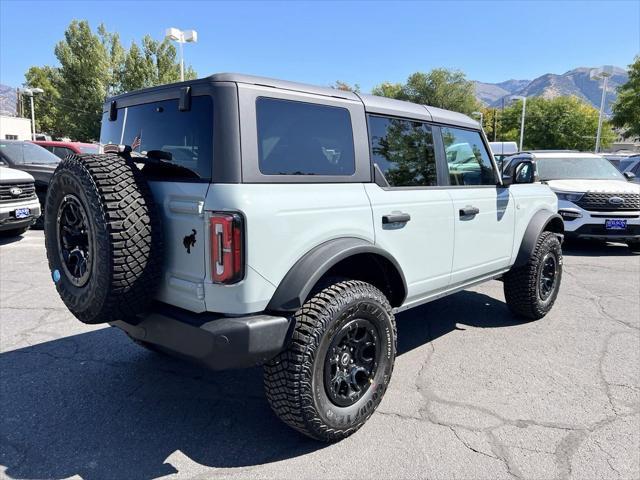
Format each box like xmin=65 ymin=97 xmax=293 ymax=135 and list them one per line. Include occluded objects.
xmin=0 ymin=290 xmax=525 ymax=480
xmin=397 ymin=290 xmax=529 ymax=355
xmin=0 ymin=234 xmax=26 ymax=246
xmin=562 ymin=239 xmax=636 ymax=257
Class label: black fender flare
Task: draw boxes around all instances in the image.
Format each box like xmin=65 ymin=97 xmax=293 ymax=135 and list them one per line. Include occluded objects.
xmin=513 ymin=210 xmax=564 ymax=267
xmin=266 ymin=237 xmax=407 ymax=312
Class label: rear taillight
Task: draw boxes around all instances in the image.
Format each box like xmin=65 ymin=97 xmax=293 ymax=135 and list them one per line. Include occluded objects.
xmin=210 ymin=212 xmax=244 ymax=284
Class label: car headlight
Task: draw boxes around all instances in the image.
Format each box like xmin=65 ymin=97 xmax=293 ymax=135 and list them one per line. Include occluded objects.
xmin=555 ymin=192 xmax=585 ymax=202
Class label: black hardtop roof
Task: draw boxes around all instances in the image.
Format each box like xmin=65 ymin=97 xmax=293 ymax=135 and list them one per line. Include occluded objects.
xmin=105 ymin=73 xmax=479 ymax=129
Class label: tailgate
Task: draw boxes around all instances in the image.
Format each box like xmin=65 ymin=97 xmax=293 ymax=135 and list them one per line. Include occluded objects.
xmin=148 ymin=181 xmax=209 ymax=312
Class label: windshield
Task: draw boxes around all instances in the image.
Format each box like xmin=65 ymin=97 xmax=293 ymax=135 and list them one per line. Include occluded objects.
xmin=100 ymin=96 xmax=213 ymax=179
xmin=0 ymin=142 xmax=60 ymax=165
xmin=536 ymin=156 xmax=625 ymax=181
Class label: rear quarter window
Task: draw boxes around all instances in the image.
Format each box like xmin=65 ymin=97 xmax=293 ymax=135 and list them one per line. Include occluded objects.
xmin=256 ymin=97 xmax=355 ymax=176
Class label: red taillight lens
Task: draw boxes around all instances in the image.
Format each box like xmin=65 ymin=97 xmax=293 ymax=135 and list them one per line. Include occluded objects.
xmin=210 ymin=212 xmax=244 ymax=284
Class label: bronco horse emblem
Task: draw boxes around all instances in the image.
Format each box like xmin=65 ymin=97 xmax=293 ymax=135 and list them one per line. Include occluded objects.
xmin=183 ymin=229 xmax=197 ymax=254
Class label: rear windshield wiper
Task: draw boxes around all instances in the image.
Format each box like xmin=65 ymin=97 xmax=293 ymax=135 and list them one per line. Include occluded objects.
xmin=103 ymin=144 xmax=200 ymax=179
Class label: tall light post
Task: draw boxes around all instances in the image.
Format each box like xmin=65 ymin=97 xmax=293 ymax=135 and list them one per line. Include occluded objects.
xmin=512 ymin=95 xmax=527 ymax=151
xmin=590 ymin=65 xmax=614 ymax=153
xmin=20 ymin=87 xmax=44 ymax=140
xmin=165 ymin=27 xmax=198 ymax=81
xmin=472 ymin=111 xmax=484 ymax=130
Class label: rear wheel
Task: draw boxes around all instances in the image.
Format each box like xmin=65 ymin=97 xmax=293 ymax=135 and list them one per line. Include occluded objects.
xmin=264 ymin=280 xmax=396 ymax=442
xmin=44 ymin=153 xmax=163 ymax=324
xmin=504 ymin=231 xmax=562 ymax=320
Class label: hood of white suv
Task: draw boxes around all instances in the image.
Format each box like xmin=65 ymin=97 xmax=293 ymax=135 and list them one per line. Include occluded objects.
xmin=546 ymin=178 xmax=640 ymax=194
xmin=0 ymin=166 xmax=35 ymax=183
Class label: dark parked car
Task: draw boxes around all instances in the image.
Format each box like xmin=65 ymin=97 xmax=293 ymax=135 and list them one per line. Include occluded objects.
xmin=604 ymin=153 xmax=639 ymax=172
xmin=622 ymin=157 xmax=640 ymax=184
xmin=33 ymin=140 xmax=100 ymax=159
xmin=0 ymin=140 xmax=60 ymax=227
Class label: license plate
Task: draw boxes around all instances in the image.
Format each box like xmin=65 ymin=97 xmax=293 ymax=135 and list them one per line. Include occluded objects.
xmin=14 ymin=208 xmax=30 ymax=219
xmin=605 ymin=219 xmax=627 ymax=230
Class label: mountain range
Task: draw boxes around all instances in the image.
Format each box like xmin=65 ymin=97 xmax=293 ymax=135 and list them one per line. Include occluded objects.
xmin=474 ymin=66 xmax=628 ymax=114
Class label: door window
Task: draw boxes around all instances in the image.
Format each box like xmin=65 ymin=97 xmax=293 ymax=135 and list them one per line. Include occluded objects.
xmin=368 ymin=115 xmax=437 ymax=187
xmin=441 ymin=127 xmax=496 ymax=186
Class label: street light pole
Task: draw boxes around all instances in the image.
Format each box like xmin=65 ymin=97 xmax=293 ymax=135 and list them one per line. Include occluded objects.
xmin=594 ymin=74 xmax=611 ymax=153
xmin=165 ymin=28 xmax=198 ymax=82
xmin=518 ymin=97 xmax=526 ymax=151
xmin=591 ymin=66 xmax=614 ymax=154
xmin=179 ymin=40 xmax=185 ymax=81
xmin=20 ymin=88 xmax=44 ymax=140
xmin=512 ymin=95 xmax=527 ymax=151
xmin=472 ymin=111 xmax=484 ymax=130
xmin=29 ymin=95 xmax=36 ymax=140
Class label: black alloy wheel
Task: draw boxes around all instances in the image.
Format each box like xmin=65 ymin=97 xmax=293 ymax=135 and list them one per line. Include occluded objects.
xmin=538 ymin=252 xmax=558 ymax=301
xmin=324 ymin=318 xmax=380 ymax=407
xmin=56 ymin=194 xmax=92 ymax=287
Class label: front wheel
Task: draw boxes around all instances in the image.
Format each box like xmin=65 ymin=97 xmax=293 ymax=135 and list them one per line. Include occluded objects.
xmin=264 ymin=280 xmax=396 ymax=442
xmin=504 ymin=231 xmax=563 ymax=320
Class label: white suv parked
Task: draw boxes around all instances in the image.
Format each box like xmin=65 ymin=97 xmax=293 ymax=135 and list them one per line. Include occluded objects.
xmin=0 ymin=166 xmax=41 ymax=236
xmin=44 ymin=74 xmax=564 ymax=441
xmin=506 ymin=151 xmax=640 ymax=251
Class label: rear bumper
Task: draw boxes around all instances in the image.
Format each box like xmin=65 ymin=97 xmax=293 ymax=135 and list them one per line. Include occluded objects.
xmin=111 ymin=303 xmax=291 ymax=370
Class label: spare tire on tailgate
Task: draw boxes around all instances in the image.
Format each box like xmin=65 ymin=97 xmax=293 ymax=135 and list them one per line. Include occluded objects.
xmin=44 ymin=153 xmax=163 ymax=324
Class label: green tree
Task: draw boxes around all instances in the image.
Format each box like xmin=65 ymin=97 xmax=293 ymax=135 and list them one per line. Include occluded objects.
xmin=331 ymin=81 xmax=361 ymax=93
xmin=612 ymin=56 xmax=640 ymax=139
xmin=23 ymin=20 xmax=197 ymax=141
xmin=98 ymin=24 xmax=126 ymax=96
xmin=372 ymin=69 xmax=480 ymax=114
xmin=499 ymin=96 xmax=615 ymax=151
xmin=121 ymin=42 xmax=155 ymax=92
xmin=23 ymin=66 xmax=63 ymax=137
xmin=54 ymin=20 xmax=112 ymax=141
xmin=121 ymin=36 xmax=196 ymax=93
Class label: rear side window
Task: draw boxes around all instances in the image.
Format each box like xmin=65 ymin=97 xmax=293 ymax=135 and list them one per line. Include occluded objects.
xmin=368 ymin=115 xmax=437 ymax=187
xmin=100 ymin=96 xmax=213 ymax=179
xmin=256 ymin=97 xmax=355 ymax=176
xmin=441 ymin=127 xmax=496 ymax=186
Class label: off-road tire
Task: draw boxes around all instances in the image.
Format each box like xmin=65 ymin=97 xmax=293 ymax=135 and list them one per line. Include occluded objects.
xmin=503 ymin=231 xmax=562 ymax=320
xmin=0 ymin=226 xmax=28 ymax=237
xmin=264 ymin=280 xmax=396 ymax=442
xmin=44 ymin=153 xmax=163 ymax=324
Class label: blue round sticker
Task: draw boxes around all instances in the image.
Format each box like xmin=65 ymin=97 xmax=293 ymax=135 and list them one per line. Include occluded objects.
xmin=52 ymin=269 xmax=61 ymax=283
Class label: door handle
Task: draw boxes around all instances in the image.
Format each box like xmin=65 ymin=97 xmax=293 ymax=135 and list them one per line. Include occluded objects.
xmin=459 ymin=206 xmax=480 ymax=218
xmin=382 ymin=212 xmax=411 ymax=224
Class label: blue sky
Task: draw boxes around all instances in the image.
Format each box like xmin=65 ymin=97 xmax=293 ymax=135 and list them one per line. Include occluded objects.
xmin=1 ymin=0 xmax=638 ymax=92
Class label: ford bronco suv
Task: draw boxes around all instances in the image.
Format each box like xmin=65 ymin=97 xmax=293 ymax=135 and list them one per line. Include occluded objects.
xmin=44 ymin=74 xmax=564 ymax=442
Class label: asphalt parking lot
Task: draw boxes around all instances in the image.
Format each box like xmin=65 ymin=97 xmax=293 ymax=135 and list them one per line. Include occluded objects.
xmin=0 ymin=230 xmax=638 ymax=480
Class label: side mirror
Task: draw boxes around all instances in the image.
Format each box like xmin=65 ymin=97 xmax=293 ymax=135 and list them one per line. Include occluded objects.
xmin=502 ymin=158 xmax=536 ymax=186
xmin=624 ymin=171 xmax=636 ymax=181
